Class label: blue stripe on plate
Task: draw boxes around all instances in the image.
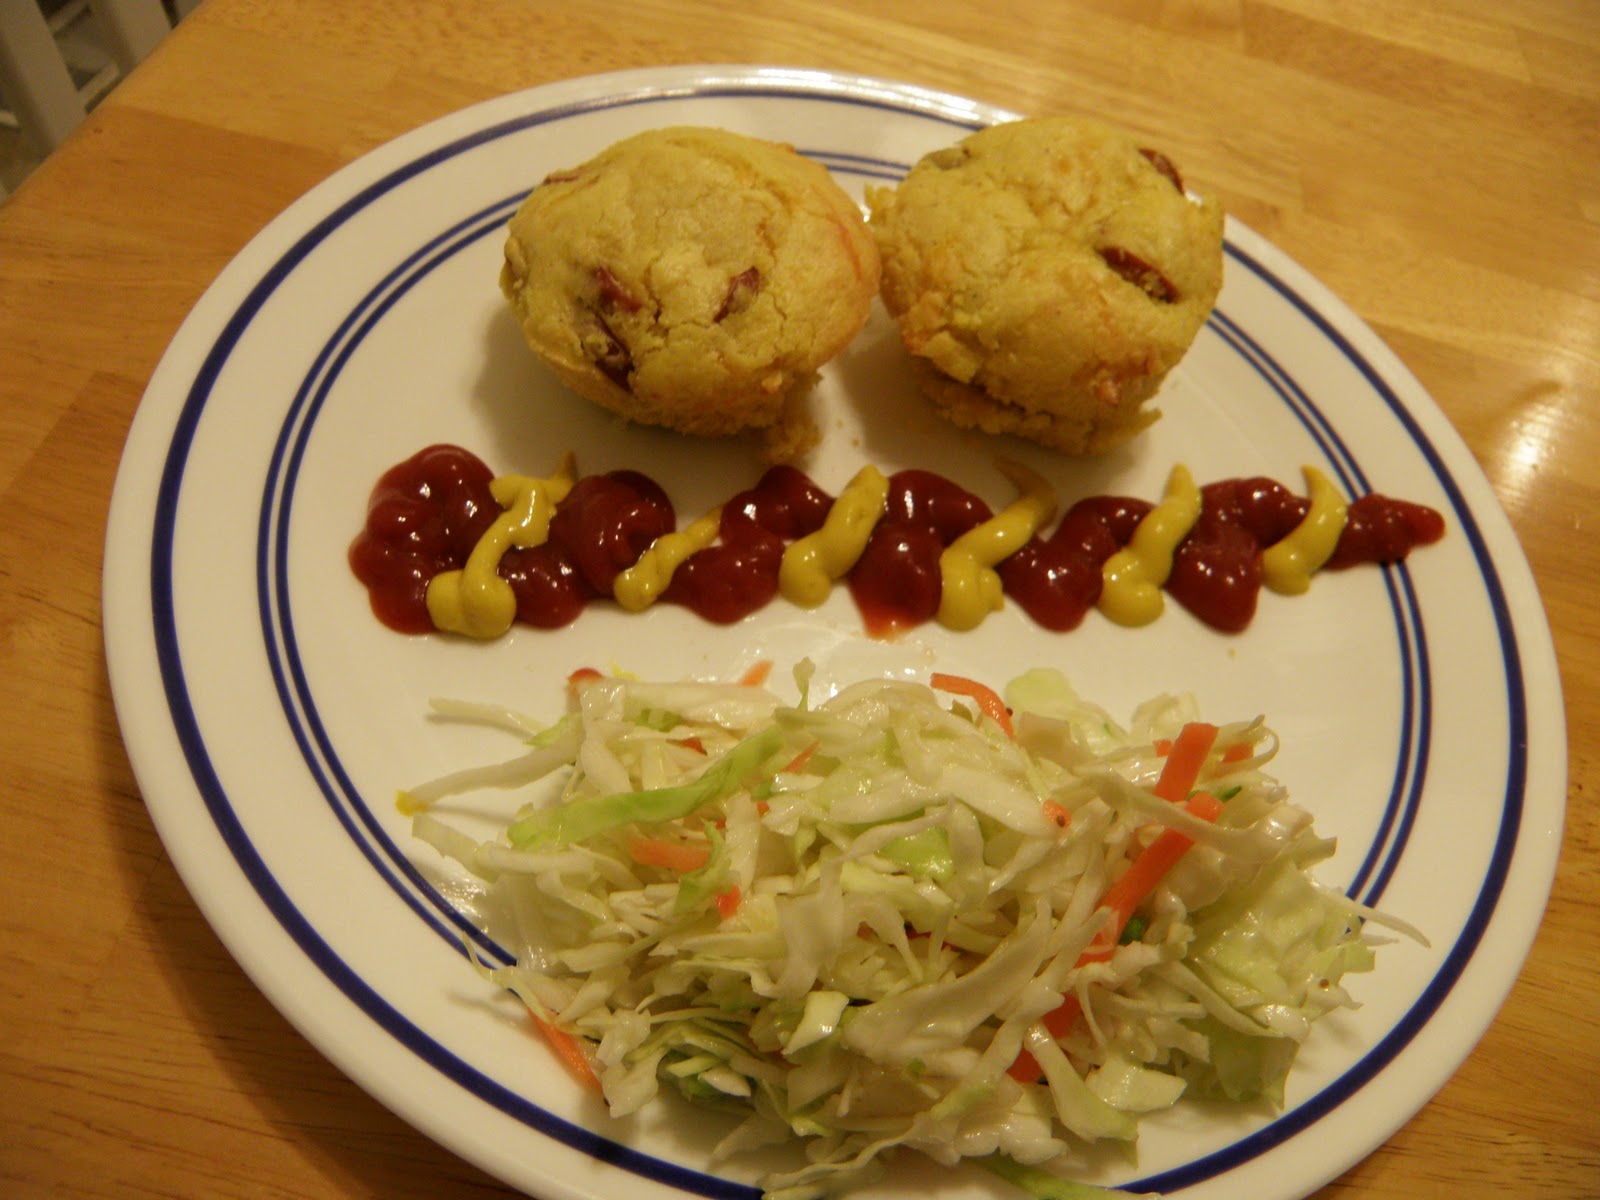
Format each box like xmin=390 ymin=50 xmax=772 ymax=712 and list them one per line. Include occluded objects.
xmin=1205 ymin=304 xmax=1428 ymax=907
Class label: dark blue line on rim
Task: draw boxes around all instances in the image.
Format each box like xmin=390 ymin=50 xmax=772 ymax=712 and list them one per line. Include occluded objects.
xmin=259 ymin=195 xmax=523 ymax=966
xmin=1361 ymin=560 xmax=1433 ymax=903
xmin=1206 ymin=302 xmax=1427 ymax=906
xmin=1135 ymin=244 xmax=1522 ymax=1192
xmin=143 ymin=81 xmax=1521 ymax=1199
xmin=805 ymin=150 xmax=908 ymax=181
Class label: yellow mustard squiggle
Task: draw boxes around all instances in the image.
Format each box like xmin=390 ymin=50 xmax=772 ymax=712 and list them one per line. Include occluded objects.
xmin=779 ymin=465 xmax=890 ymax=608
xmin=1098 ymin=464 xmax=1202 ymax=626
xmin=426 ymin=454 xmax=577 ymax=639
xmin=612 ymin=505 xmax=723 ymax=612
xmin=1262 ymin=465 xmax=1348 ymax=594
xmin=937 ymin=459 xmax=1057 ymax=631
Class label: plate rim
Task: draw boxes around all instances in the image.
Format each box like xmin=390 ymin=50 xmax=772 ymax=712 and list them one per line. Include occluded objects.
xmin=101 ymin=63 xmax=1569 ymax=1200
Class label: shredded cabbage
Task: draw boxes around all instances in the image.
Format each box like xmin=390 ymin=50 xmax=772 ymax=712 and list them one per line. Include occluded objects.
xmin=408 ymin=665 xmax=1416 ymax=1199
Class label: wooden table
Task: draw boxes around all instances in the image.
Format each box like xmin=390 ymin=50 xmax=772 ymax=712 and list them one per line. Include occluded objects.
xmin=2 ymin=2 xmax=1595 ymax=1197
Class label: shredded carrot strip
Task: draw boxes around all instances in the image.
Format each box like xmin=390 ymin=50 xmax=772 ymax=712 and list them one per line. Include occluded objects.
xmin=530 ymin=1014 xmax=602 ymax=1093
xmin=930 ymin=672 xmax=1014 ymax=737
xmin=1087 ymin=791 xmax=1225 ymax=955
xmin=1005 ymin=992 xmax=1087 ymax=1083
xmin=627 ymin=834 xmax=711 ymax=873
xmin=739 ymin=660 xmax=773 ymax=688
xmin=1007 ymin=1048 xmax=1043 ymax=1083
xmin=1152 ymin=722 xmax=1218 ymax=803
xmin=566 ymin=666 xmax=602 ymax=700
xmin=783 ymin=742 xmax=819 ymax=774
xmin=676 ymin=735 xmax=706 ymax=754
xmin=1041 ymin=996 xmax=1083 ymax=1039
xmin=1157 ymin=730 xmax=1248 ymax=768
xmin=1042 ymin=800 xmax=1072 ymax=828
xmin=715 ymin=885 xmax=742 ymax=920
xmin=1008 ymin=791 xmax=1225 ymax=1084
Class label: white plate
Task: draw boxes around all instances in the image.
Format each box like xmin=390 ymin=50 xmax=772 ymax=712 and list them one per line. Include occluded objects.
xmin=101 ymin=66 xmax=1566 ymax=1200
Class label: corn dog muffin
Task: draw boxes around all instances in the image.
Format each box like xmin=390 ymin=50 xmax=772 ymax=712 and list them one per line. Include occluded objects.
xmin=869 ymin=117 xmax=1224 ymax=454
xmin=500 ymin=126 xmax=880 ymax=462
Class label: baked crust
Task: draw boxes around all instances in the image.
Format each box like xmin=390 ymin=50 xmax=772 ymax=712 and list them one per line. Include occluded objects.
xmin=500 ymin=126 xmax=880 ymax=461
xmin=869 ymin=117 xmax=1224 ymax=454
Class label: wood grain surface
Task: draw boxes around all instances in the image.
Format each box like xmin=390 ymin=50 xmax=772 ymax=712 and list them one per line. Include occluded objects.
xmin=1 ymin=2 xmax=1595 ymax=1197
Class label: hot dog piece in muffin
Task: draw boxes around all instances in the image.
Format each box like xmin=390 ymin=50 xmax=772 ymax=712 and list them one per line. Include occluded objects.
xmin=868 ymin=117 xmax=1224 ymax=454
xmin=500 ymin=126 xmax=880 ymax=462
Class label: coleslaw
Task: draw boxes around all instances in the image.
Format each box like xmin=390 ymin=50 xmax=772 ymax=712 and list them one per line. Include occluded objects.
xmin=406 ymin=665 xmax=1417 ymax=1199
